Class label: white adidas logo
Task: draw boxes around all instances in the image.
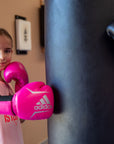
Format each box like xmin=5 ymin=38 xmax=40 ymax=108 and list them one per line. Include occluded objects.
xmin=34 ymin=95 xmax=52 ymax=110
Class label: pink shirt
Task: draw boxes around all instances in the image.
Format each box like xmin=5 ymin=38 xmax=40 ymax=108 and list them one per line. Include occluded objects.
xmin=0 ymin=81 xmax=24 ymax=144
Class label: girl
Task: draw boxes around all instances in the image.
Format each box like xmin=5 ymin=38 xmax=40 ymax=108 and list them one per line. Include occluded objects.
xmin=0 ymin=28 xmax=24 ymax=144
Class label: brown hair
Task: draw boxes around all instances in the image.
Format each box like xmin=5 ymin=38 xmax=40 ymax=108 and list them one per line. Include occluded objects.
xmin=0 ymin=28 xmax=13 ymax=47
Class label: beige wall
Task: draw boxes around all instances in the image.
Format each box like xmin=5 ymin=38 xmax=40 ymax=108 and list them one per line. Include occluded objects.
xmin=0 ymin=0 xmax=47 ymax=144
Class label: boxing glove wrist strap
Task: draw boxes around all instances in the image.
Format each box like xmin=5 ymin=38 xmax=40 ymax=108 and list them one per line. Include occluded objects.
xmin=0 ymin=96 xmax=15 ymax=115
xmin=0 ymin=96 xmax=13 ymax=101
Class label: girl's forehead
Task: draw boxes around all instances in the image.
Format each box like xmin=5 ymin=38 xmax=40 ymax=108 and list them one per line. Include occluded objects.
xmin=0 ymin=35 xmax=11 ymax=41
xmin=0 ymin=35 xmax=12 ymax=49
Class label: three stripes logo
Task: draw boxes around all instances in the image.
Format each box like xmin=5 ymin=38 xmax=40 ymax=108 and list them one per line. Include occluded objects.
xmin=34 ymin=95 xmax=52 ymax=110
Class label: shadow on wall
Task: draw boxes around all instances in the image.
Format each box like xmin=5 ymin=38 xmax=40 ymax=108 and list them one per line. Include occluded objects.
xmin=40 ymin=139 xmax=48 ymax=144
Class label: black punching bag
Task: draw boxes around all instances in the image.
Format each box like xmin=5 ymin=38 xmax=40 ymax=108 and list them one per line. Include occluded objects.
xmin=45 ymin=0 xmax=114 ymax=144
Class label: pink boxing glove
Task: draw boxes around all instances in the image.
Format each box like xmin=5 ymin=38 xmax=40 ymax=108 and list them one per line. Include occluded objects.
xmin=0 ymin=82 xmax=54 ymax=120
xmin=4 ymin=61 xmax=29 ymax=92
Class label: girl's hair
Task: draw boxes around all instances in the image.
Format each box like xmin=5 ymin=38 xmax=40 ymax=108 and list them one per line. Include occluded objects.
xmin=0 ymin=28 xmax=13 ymax=47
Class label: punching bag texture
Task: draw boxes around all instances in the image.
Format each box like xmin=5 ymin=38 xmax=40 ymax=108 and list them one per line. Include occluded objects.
xmin=45 ymin=0 xmax=114 ymax=144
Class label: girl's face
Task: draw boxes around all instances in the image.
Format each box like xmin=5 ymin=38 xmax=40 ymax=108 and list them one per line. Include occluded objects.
xmin=0 ymin=35 xmax=12 ymax=71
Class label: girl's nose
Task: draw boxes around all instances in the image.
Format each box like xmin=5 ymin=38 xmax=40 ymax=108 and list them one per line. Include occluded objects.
xmin=0 ymin=50 xmax=5 ymax=60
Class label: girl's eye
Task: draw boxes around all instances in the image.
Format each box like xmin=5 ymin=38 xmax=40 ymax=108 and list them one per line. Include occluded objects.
xmin=4 ymin=49 xmax=12 ymax=53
